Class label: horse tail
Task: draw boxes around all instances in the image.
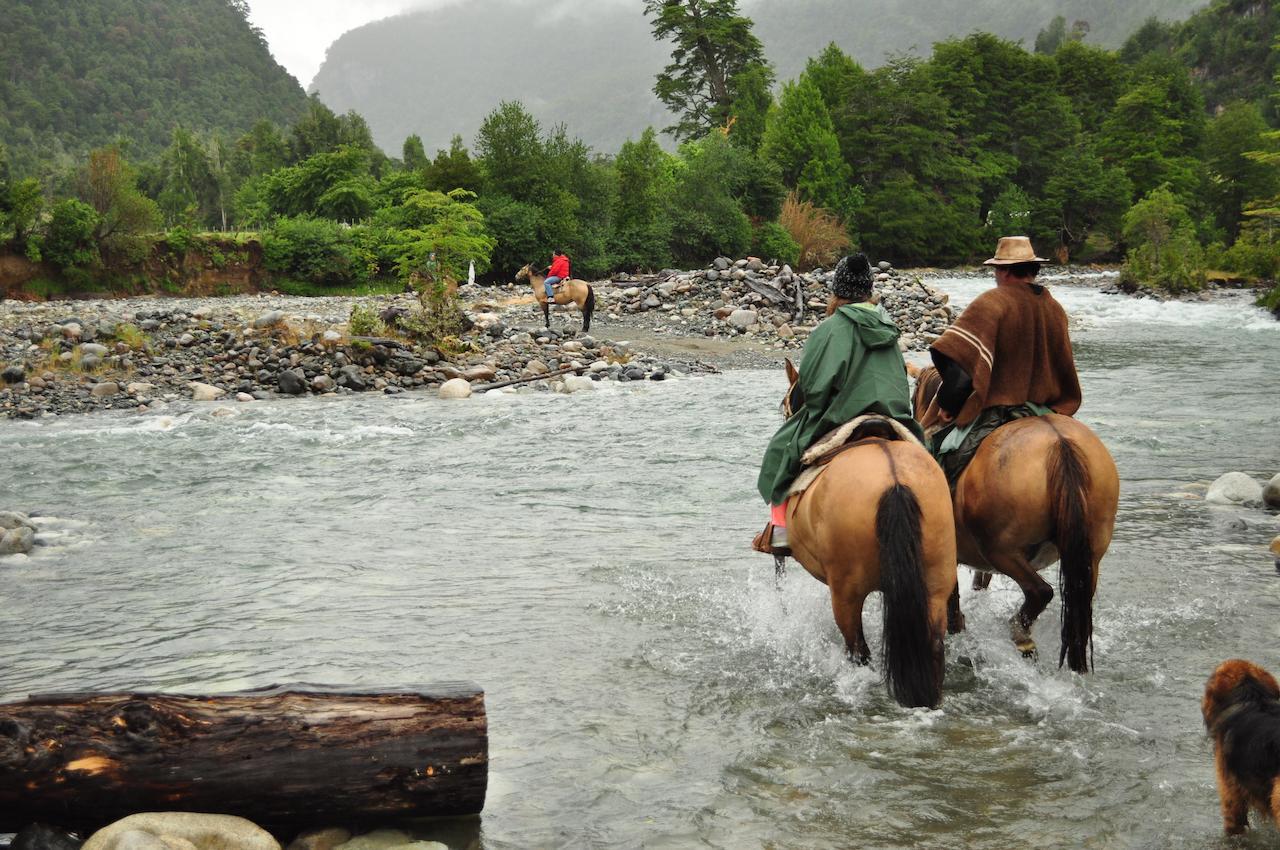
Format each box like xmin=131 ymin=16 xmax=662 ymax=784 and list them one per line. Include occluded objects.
xmin=877 ymin=482 xmax=941 ymax=708
xmin=582 ymin=284 xmax=595 ymax=333
xmin=1049 ymin=436 xmax=1094 ymax=673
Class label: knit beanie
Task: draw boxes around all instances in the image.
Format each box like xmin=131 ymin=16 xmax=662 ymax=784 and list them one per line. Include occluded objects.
xmin=832 ymin=253 xmax=874 ymax=301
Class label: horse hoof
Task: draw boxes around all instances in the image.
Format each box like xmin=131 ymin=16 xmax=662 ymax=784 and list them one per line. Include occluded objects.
xmin=947 ymin=616 xmax=966 ymax=635
xmin=1016 ymin=640 xmax=1038 ymax=660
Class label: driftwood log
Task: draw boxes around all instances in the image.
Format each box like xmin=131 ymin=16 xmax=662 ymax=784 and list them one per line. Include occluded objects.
xmin=0 ymin=683 xmax=487 ymax=834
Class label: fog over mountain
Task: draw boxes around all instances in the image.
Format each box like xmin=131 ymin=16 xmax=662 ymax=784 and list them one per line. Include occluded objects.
xmin=310 ymin=0 xmax=1208 ymax=157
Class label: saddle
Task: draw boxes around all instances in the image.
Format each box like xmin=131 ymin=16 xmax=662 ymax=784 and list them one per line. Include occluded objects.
xmin=786 ymin=414 xmax=925 ymax=500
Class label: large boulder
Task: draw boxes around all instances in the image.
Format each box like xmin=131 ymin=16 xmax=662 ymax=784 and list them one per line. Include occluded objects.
xmin=278 ymin=369 xmax=308 ymax=395
xmin=562 ymin=375 xmax=595 ymax=393
xmin=438 ymin=378 xmax=472 ymax=399
xmin=82 ymin=813 xmax=279 ymax=850
xmin=189 ymin=383 xmax=226 ymax=402
xmin=1206 ymin=472 xmax=1264 ymax=505
xmin=1263 ymin=473 xmax=1280 ymax=509
xmin=0 ymin=511 xmax=36 ymax=530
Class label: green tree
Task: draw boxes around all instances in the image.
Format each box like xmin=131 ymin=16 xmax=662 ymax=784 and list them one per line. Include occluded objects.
xmin=667 ymin=132 xmax=780 ymax=264
xmin=256 ymin=146 xmax=372 ymax=220
xmin=475 ymin=101 xmax=545 ymax=201
xmin=1034 ymin=16 xmax=1087 ymax=56
xmin=611 ymin=128 xmax=676 ymax=271
xmin=761 ymin=75 xmax=860 ymax=221
xmin=643 ymin=0 xmax=773 ymax=141
xmin=726 ymin=65 xmax=773 ymax=152
xmin=1053 ymin=41 xmax=1125 ymax=137
xmin=986 ymin=185 xmax=1033 ymax=236
xmin=1121 ymin=184 xmax=1205 ymax=293
xmin=801 ymin=43 xmax=866 ymax=165
xmin=1099 ymin=55 xmax=1206 ymax=204
xmin=402 ymin=135 xmax=430 ymax=172
xmin=425 ymin=136 xmax=483 ymax=194
xmin=1204 ymin=102 xmax=1280 ymax=241
xmin=1034 ymin=143 xmax=1132 ymax=260
xmin=76 ymin=147 xmax=161 ymax=258
xmin=157 ymin=126 xmax=218 ymax=227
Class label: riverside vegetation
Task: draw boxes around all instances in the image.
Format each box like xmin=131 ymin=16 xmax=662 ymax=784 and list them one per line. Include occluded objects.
xmin=1 ymin=0 xmax=1280 ymax=314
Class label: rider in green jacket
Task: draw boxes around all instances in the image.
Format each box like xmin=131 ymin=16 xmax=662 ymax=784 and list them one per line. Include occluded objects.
xmin=755 ymin=254 xmax=924 ymax=554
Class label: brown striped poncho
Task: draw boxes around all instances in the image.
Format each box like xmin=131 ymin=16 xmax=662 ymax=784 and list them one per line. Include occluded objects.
xmin=928 ymin=280 xmax=1082 ymax=427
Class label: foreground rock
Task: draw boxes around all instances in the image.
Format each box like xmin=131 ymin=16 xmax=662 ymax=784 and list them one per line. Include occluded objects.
xmin=1263 ymin=472 xmax=1280 ymax=509
xmin=0 ymin=511 xmax=37 ymax=557
xmin=1206 ymin=471 xmax=1264 ymax=505
xmin=82 ymin=813 xmax=279 ymax=850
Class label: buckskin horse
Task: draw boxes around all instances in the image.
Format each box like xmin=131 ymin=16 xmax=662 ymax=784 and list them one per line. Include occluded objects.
xmin=515 ymin=263 xmax=595 ymax=333
xmin=910 ymin=365 xmax=1119 ymax=672
xmin=776 ymin=359 xmax=958 ymax=708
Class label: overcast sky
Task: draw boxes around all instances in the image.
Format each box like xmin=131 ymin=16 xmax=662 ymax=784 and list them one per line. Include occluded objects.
xmin=245 ymin=0 xmax=630 ymax=88
xmin=245 ymin=0 xmax=444 ymax=87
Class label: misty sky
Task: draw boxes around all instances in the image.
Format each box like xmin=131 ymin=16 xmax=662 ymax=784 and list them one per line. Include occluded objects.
xmin=246 ymin=0 xmax=633 ymax=88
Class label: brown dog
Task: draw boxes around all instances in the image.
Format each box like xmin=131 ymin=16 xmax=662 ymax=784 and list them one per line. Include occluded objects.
xmin=1202 ymin=659 xmax=1280 ymax=834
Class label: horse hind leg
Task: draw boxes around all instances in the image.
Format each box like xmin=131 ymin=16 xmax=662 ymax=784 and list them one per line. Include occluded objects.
xmin=830 ymin=590 xmax=871 ymax=665
xmin=984 ymin=549 xmax=1053 ymax=659
xmin=972 ymin=569 xmax=993 ymax=591
xmin=541 ymin=299 xmax=550 ymax=329
xmin=946 ymin=579 xmax=966 ymax=634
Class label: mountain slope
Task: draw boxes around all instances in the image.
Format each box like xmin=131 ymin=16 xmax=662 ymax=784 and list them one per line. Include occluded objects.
xmin=0 ymin=0 xmax=309 ymax=174
xmin=311 ymin=0 xmax=1209 ymax=156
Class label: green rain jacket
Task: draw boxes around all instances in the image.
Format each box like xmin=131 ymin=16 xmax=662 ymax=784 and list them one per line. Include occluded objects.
xmin=756 ymin=303 xmax=925 ymax=505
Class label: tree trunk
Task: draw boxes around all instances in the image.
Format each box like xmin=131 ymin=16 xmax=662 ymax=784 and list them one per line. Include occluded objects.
xmin=0 ymin=684 xmax=487 ymax=834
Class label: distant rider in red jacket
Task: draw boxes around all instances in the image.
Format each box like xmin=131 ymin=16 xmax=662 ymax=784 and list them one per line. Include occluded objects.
xmin=544 ymin=250 xmax=570 ymax=302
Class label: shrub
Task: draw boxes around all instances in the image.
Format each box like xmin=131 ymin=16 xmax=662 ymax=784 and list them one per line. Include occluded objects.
xmin=1120 ymin=186 xmax=1205 ymax=294
xmin=779 ymin=192 xmax=851 ymax=270
xmin=262 ymin=217 xmax=373 ymax=287
xmin=751 ymin=221 xmax=801 ymax=266
xmin=348 ymin=304 xmax=386 ymax=337
xmin=42 ymin=199 xmax=101 ymax=270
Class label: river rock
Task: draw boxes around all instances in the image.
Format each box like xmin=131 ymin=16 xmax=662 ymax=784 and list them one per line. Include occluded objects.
xmin=81 ymin=813 xmax=280 ymax=850
xmin=278 ymin=369 xmax=307 ymax=395
xmin=0 ymin=526 xmax=36 ymax=556
xmin=333 ymin=831 xmax=446 ymax=850
xmin=462 ymin=365 xmax=496 ymax=382
xmin=1206 ymin=472 xmax=1264 ymax=505
xmin=438 ymin=378 xmax=472 ymax=399
xmin=11 ymin=823 xmax=84 ymax=849
xmin=311 ymin=375 xmax=336 ymax=393
xmin=338 ymin=364 xmax=367 ymax=390
xmin=61 ymin=323 xmax=82 ymax=340
xmin=1263 ymin=473 xmax=1280 ymax=509
xmin=253 ymin=310 xmax=286 ymax=329
xmin=562 ymin=375 xmax=595 ymax=393
xmin=80 ymin=343 xmax=109 ymax=357
xmin=285 ymin=829 xmax=352 ymax=850
xmin=727 ymin=309 xmax=758 ymax=329
xmin=91 ymin=381 xmax=120 ymax=398
xmin=189 ymin=382 xmax=226 ymax=402
xmin=127 ymin=382 xmax=156 ymax=396
xmin=0 ymin=510 xmax=36 ymax=530
xmin=2 ymin=363 xmax=26 ymax=383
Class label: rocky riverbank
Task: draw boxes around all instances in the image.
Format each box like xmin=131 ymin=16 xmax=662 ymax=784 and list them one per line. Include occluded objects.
xmin=0 ymin=256 xmax=962 ymax=419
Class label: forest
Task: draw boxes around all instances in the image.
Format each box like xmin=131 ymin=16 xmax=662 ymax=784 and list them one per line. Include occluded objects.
xmin=0 ymin=0 xmax=1278 ymax=311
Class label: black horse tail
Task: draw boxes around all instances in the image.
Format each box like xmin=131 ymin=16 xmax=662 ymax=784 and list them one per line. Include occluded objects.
xmin=1049 ymin=437 xmax=1094 ymax=673
xmin=582 ymin=284 xmax=595 ymax=333
xmin=877 ymin=483 xmax=941 ymax=708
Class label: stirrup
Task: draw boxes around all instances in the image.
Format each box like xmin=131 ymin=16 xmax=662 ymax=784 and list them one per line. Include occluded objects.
xmin=752 ymin=521 xmax=791 ymax=556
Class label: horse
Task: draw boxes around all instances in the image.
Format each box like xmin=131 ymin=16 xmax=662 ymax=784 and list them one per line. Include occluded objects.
xmin=776 ymin=359 xmax=959 ymax=708
xmin=910 ymin=365 xmax=1119 ymax=672
xmin=515 ymin=263 xmax=595 ymax=333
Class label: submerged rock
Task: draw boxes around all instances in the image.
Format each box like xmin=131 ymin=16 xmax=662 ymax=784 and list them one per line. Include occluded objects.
xmin=1263 ymin=472 xmax=1280 ymax=509
xmin=1206 ymin=472 xmax=1264 ymax=505
xmin=10 ymin=822 xmax=83 ymax=849
xmin=82 ymin=813 xmax=279 ymax=850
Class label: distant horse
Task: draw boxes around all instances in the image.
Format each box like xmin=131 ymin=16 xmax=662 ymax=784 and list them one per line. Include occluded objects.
xmin=911 ymin=366 xmax=1119 ymax=671
xmin=777 ymin=359 xmax=958 ymax=708
xmin=515 ymin=263 xmax=595 ymax=333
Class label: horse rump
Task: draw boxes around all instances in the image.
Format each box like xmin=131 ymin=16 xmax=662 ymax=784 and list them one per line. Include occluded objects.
xmin=1047 ymin=437 xmax=1094 ymax=673
xmin=876 ymin=483 xmax=941 ymax=709
xmin=1202 ymin=659 xmax=1280 ymax=834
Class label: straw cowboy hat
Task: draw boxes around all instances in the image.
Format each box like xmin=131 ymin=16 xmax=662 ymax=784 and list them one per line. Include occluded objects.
xmin=983 ymin=236 xmax=1048 ymax=266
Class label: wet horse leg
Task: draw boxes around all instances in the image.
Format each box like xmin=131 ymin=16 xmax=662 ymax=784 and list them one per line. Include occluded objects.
xmin=946 ymin=579 xmax=966 ymax=634
xmin=830 ymin=590 xmax=871 ymax=665
xmin=971 ymin=570 xmax=993 ymax=591
xmin=984 ymin=550 xmax=1053 ymax=659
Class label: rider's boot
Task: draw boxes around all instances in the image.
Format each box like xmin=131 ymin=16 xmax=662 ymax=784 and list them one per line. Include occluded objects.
xmin=752 ymin=522 xmax=791 ymax=557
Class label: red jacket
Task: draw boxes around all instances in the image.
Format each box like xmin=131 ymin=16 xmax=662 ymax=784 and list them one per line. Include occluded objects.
xmin=548 ymin=255 xmax=570 ymax=279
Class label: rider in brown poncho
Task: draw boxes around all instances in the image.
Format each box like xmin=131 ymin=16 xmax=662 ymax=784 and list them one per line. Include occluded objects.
xmin=924 ymin=236 xmax=1082 ymax=484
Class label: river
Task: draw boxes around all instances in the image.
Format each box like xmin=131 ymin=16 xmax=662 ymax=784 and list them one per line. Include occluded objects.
xmin=1 ymin=276 xmax=1278 ymax=848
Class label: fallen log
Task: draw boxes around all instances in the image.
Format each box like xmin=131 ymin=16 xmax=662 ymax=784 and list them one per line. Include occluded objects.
xmin=472 ymin=364 xmax=584 ymax=392
xmin=0 ymin=683 xmax=487 ymax=835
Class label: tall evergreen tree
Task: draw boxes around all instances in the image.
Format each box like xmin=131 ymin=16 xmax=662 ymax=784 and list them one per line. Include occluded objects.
xmin=643 ymin=0 xmax=773 ymax=142
xmin=761 ymin=76 xmax=859 ymax=221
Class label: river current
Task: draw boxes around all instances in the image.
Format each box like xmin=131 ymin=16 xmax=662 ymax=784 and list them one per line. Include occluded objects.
xmin=1 ymin=276 xmax=1278 ymax=849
